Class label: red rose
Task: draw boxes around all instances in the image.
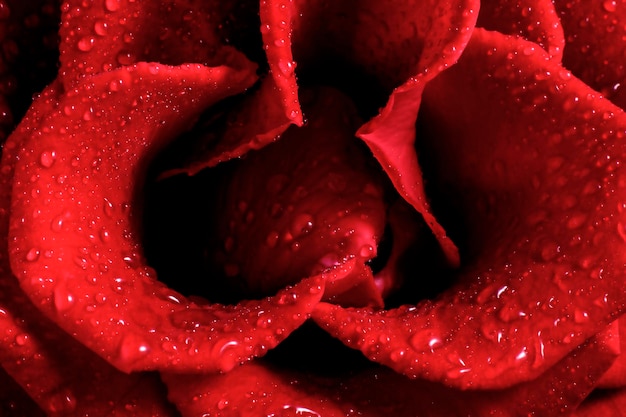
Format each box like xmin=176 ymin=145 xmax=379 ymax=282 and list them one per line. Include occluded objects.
xmin=1 ymin=0 xmax=626 ymax=415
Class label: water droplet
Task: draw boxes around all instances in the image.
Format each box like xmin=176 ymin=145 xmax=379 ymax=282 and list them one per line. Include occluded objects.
xmin=104 ymin=0 xmax=120 ymax=12
xmin=273 ymin=38 xmax=286 ymax=47
xmin=14 ymin=333 xmax=28 ymax=346
xmin=603 ymin=0 xmax=617 ymax=12
xmin=46 ymin=388 xmax=77 ymax=414
xmin=77 ymin=36 xmax=95 ymax=52
xmin=409 ymin=328 xmax=444 ymax=352
xmin=278 ymin=59 xmax=295 ymax=75
xmin=289 ymin=213 xmax=314 ymax=237
xmin=213 ymin=339 xmax=240 ymax=372
xmin=265 ymin=231 xmax=279 ymax=248
xmin=39 ymin=150 xmax=56 ymax=168
xmin=25 ymin=247 xmax=40 ymax=262
xmin=94 ymin=19 xmax=108 ymax=36
xmin=54 ymin=284 xmax=75 ymax=312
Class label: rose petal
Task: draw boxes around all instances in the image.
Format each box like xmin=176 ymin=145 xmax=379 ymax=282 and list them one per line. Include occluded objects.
xmin=314 ymin=27 xmax=626 ymax=390
xmin=477 ymin=0 xmax=564 ymax=59
xmin=574 ymin=388 xmax=626 ymax=417
xmin=597 ymin=316 xmax=626 ymax=388
xmin=3 ymin=62 xmax=325 ymax=374
xmin=0 ymin=85 xmax=178 ymax=415
xmin=59 ymin=0 xmax=249 ymax=86
xmin=162 ymin=323 xmax=616 ymax=416
xmin=554 ymin=0 xmax=626 ymax=108
xmin=0 ymin=0 xmax=59 ymax=131
xmin=0 ymin=367 xmax=45 ymax=416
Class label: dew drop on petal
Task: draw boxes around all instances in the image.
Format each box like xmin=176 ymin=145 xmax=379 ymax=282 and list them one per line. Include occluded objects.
xmin=39 ymin=150 xmax=56 ymax=168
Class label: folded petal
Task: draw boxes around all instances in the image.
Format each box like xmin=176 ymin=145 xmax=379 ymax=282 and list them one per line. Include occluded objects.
xmin=163 ymin=323 xmax=616 ymax=416
xmin=477 ymin=0 xmax=564 ymax=59
xmin=314 ymin=27 xmax=626 ymax=390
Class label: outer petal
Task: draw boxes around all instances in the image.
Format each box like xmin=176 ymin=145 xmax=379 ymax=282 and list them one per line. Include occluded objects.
xmin=314 ymin=28 xmax=626 ymax=390
xmin=477 ymin=0 xmax=564 ymax=59
xmin=4 ymin=62 xmax=325 ymax=374
xmin=59 ymin=0 xmax=246 ymax=85
xmin=554 ymin=0 xmax=626 ymax=108
xmin=163 ymin=324 xmax=616 ymax=416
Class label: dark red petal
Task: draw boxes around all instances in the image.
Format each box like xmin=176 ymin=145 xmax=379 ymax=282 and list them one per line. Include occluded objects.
xmin=314 ymin=28 xmax=626 ymax=390
xmin=598 ymin=316 xmax=626 ymax=388
xmin=0 ymin=0 xmax=60 ymax=131
xmin=59 ymin=0 xmax=248 ymax=86
xmin=574 ymin=388 xmax=626 ymax=417
xmin=476 ymin=0 xmax=564 ymax=59
xmin=162 ymin=325 xmax=616 ymax=416
xmin=4 ymin=62 xmax=324 ymax=374
xmin=554 ymin=0 xmax=626 ymax=108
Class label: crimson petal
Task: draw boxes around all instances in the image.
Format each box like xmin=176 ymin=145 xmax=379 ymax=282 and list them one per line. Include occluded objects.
xmin=163 ymin=323 xmax=616 ymax=416
xmin=476 ymin=0 xmax=564 ymax=59
xmin=4 ymin=62 xmax=325 ymax=374
xmin=314 ymin=28 xmax=626 ymax=389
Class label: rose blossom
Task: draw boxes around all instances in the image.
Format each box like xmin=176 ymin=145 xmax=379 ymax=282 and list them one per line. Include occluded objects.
xmin=1 ymin=0 xmax=626 ymax=415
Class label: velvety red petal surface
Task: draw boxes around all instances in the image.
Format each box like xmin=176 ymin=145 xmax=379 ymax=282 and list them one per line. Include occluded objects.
xmin=163 ymin=323 xmax=616 ymax=416
xmin=314 ymin=27 xmax=626 ymax=390
xmin=477 ymin=0 xmax=564 ymax=59
xmin=554 ymin=0 xmax=626 ymax=108
xmin=3 ymin=62 xmax=326 ymax=375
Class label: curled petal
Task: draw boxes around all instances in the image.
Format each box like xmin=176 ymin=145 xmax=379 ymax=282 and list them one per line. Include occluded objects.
xmin=314 ymin=28 xmax=626 ymax=389
xmin=477 ymin=0 xmax=564 ymax=59
xmin=4 ymin=62 xmax=324 ymax=374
